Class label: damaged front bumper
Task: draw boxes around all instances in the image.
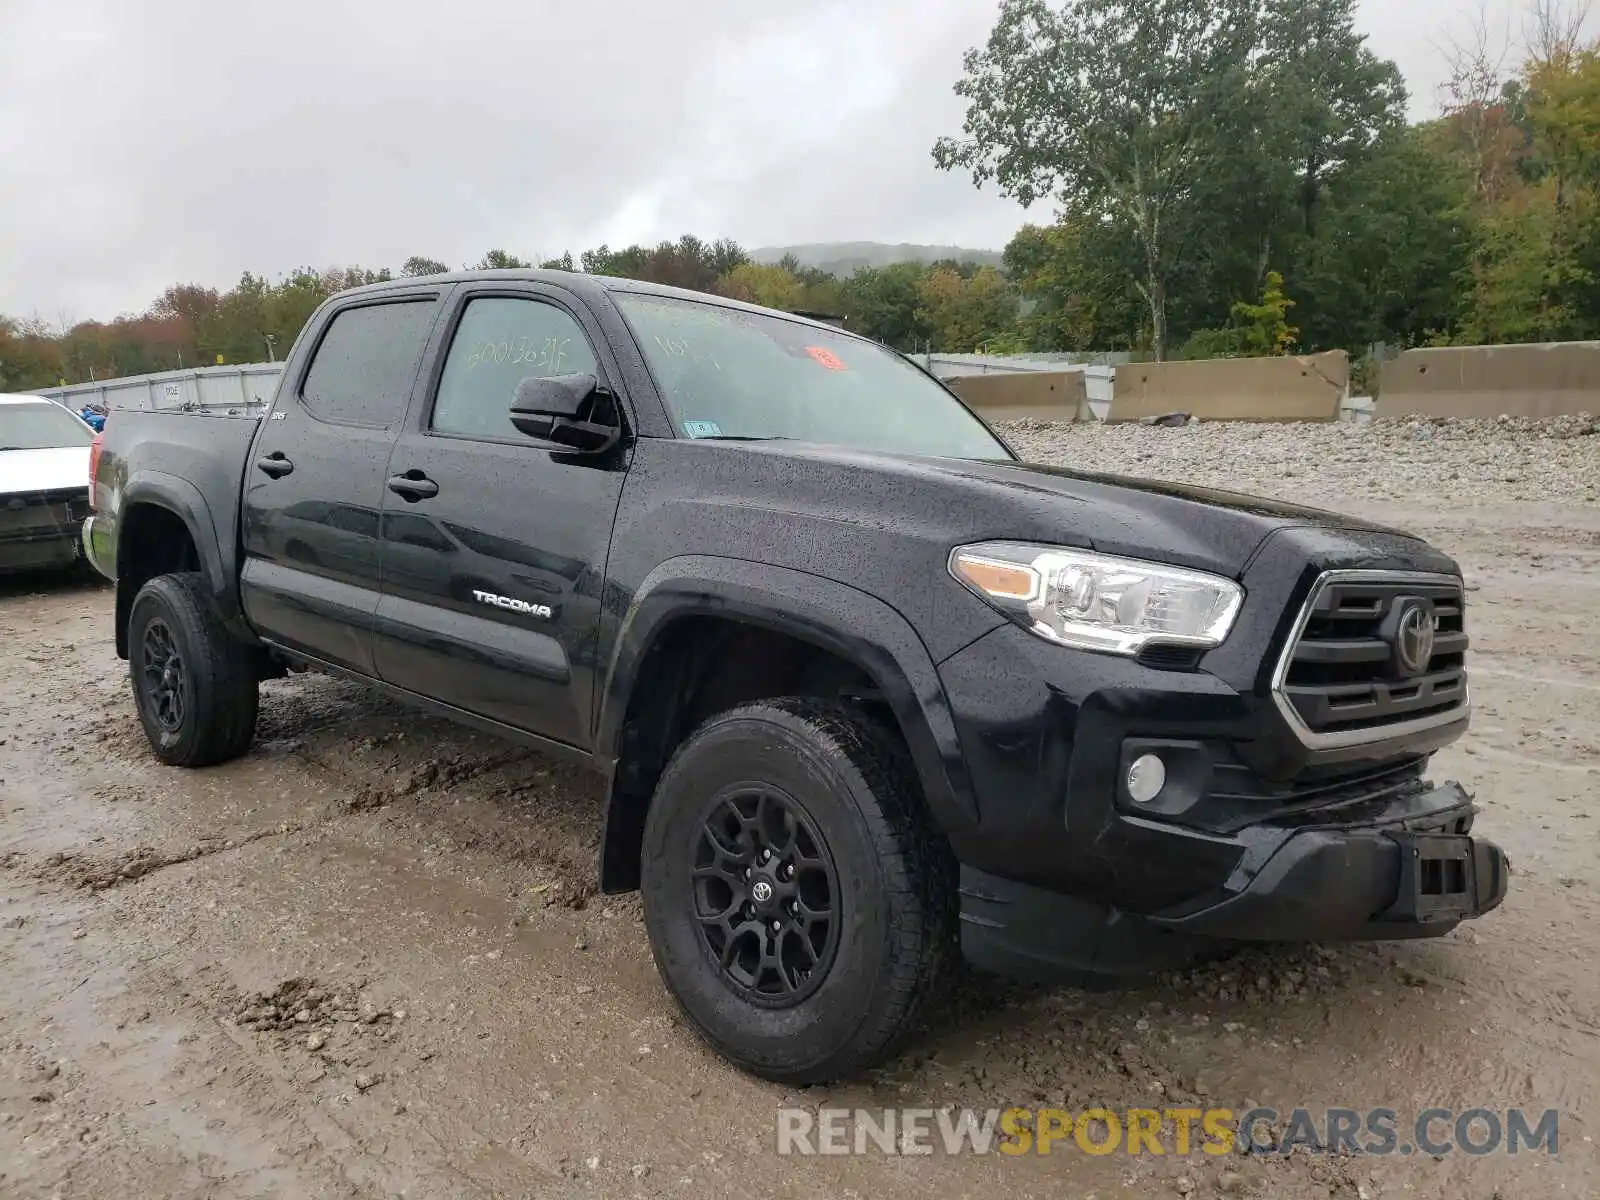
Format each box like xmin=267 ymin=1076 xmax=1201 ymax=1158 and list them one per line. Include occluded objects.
xmin=958 ymin=781 xmax=1510 ymax=984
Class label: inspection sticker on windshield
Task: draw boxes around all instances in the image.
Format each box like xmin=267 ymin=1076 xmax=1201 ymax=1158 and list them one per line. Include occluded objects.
xmin=805 ymin=346 xmax=847 ymax=370
xmin=682 ymin=420 xmax=723 ymax=438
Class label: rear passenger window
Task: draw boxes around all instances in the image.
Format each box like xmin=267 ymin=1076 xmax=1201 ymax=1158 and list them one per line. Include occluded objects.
xmin=300 ymin=300 xmax=437 ymax=428
xmin=431 ymin=297 xmax=599 ymax=439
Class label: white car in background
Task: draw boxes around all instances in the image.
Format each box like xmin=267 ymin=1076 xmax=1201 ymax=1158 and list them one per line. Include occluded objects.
xmin=0 ymin=393 xmax=96 ymax=575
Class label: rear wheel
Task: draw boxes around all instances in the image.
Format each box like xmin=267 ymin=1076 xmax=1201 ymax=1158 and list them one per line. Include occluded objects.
xmin=128 ymin=572 xmax=258 ymax=767
xmin=640 ymin=699 xmax=955 ymax=1083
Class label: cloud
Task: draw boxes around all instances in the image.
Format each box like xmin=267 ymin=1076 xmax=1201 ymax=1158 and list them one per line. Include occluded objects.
xmin=0 ymin=0 xmax=1507 ymax=321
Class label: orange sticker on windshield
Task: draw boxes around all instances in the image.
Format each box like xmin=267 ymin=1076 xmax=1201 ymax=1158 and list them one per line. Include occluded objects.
xmin=805 ymin=346 xmax=847 ymax=370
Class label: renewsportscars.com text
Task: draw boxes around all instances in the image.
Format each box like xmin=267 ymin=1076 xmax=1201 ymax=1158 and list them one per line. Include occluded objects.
xmin=775 ymin=1106 xmax=1561 ymax=1158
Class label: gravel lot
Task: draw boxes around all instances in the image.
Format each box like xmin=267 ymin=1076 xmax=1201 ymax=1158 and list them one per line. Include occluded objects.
xmin=999 ymin=413 xmax=1600 ymax=506
xmin=1 ymin=419 xmax=1596 ymax=1199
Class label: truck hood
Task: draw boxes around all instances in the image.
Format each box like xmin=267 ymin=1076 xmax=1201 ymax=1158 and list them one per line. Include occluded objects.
xmin=0 ymin=446 xmax=91 ymax=497
xmin=693 ymin=440 xmax=1430 ymax=578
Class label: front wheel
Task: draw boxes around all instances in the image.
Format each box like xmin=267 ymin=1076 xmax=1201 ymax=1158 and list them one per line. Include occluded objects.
xmin=128 ymin=572 xmax=259 ymax=767
xmin=640 ymin=699 xmax=955 ymax=1084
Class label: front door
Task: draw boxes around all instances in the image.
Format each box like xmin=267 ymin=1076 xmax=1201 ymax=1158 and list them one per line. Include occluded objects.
xmin=372 ymin=286 xmax=630 ymax=750
xmin=240 ymin=291 xmax=446 ymax=675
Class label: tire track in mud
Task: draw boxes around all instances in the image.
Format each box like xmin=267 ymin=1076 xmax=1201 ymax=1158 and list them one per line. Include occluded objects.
xmin=3 ymin=623 xmax=606 ymax=905
xmin=32 ymin=823 xmax=310 ymax=891
xmin=282 ymin=706 xmax=608 ymax=894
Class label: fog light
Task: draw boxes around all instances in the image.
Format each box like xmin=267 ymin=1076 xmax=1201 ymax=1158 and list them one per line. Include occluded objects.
xmin=1127 ymin=754 xmax=1167 ymax=804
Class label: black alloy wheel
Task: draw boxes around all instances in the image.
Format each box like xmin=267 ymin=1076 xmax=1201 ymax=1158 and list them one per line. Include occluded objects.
xmin=692 ymin=786 xmax=840 ymax=1006
xmin=138 ymin=617 xmax=186 ymax=733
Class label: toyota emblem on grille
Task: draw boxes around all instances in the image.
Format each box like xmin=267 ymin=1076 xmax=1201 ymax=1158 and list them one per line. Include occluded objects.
xmin=1395 ymin=601 xmax=1437 ymax=676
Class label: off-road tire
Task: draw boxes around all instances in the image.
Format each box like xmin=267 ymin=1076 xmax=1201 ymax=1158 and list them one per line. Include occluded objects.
xmin=128 ymin=572 xmax=259 ymax=767
xmin=640 ymin=698 xmax=955 ymax=1084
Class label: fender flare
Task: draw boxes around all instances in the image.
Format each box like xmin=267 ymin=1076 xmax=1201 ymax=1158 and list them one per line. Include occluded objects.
xmin=595 ymin=555 xmax=978 ymax=890
xmin=114 ymin=473 xmax=236 ymax=655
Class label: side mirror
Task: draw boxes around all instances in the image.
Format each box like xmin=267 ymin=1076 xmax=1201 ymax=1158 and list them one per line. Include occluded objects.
xmin=509 ymin=373 xmax=621 ymax=453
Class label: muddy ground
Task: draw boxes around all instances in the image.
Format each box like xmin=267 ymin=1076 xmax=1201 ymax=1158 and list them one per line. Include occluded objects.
xmin=2 ymin=442 xmax=1597 ymax=1198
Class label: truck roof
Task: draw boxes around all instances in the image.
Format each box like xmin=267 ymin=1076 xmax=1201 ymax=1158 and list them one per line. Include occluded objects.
xmin=331 ymin=270 xmax=850 ymax=335
xmin=0 ymin=393 xmax=52 ymax=405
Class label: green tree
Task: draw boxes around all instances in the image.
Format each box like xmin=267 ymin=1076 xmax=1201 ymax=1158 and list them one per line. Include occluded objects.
xmin=580 ymin=236 xmax=747 ymax=291
xmin=1233 ymin=270 xmax=1299 ymax=354
xmin=473 ymin=250 xmax=532 ymax=270
xmin=202 ymin=271 xmax=270 ymax=364
xmin=915 ymin=265 xmax=1021 ymax=351
xmin=1177 ymin=0 xmax=1409 ymax=342
xmin=1438 ymin=22 xmax=1600 ymax=345
xmin=791 ymin=268 xmax=851 ymax=322
xmin=935 ymin=0 xmax=1259 ymax=359
xmin=1261 ymin=0 xmax=1408 ymax=238
xmin=1179 ymin=270 xmax=1297 ymax=357
xmin=1457 ymin=179 xmax=1596 ymax=343
xmin=401 ymin=256 xmax=449 ymax=277
xmin=1 ymin=315 xmax=66 ymax=388
xmin=1004 ymin=220 xmax=1148 ymax=351
xmin=840 ymin=263 xmax=933 ymax=350
xmin=716 ymin=262 xmax=806 ymax=310
xmin=267 ymin=270 xmax=338 ymax=352
xmin=1288 ymin=125 xmax=1472 ymax=349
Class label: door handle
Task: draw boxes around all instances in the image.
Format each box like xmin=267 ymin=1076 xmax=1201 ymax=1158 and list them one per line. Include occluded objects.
xmin=387 ymin=471 xmax=438 ymax=501
xmin=255 ymin=452 xmax=294 ymax=478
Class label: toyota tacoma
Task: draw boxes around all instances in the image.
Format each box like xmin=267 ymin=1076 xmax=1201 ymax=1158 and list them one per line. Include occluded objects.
xmin=82 ymin=270 xmax=1509 ymax=1082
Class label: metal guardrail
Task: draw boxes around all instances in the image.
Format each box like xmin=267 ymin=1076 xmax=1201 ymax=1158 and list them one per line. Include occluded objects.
xmin=37 ymin=363 xmax=282 ymax=415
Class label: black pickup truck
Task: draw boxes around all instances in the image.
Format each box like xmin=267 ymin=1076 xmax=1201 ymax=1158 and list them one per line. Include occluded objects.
xmin=84 ymin=270 xmax=1509 ymax=1082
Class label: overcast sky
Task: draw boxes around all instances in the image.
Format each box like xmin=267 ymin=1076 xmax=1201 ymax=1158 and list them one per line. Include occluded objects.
xmin=0 ymin=0 xmax=1527 ymax=324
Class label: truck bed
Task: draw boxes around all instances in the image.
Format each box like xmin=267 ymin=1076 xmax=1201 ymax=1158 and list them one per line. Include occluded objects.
xmin=86 ymin=409 xmax=262 ymax=601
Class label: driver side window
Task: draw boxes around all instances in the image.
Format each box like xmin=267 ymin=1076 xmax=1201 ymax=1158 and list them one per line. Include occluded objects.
xmin=432 ymin=297 xmax=599 ymax=439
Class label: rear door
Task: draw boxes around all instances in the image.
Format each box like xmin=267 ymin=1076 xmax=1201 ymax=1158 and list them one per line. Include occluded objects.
xmin=240 ymin=289 xmax=447 ymax=675
xmin=371 ymin=283 xmax=631 ymax=749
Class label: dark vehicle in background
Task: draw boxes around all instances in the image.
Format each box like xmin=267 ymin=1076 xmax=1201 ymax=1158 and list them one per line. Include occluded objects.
xmin=81 ymin=271 xmax=1509 ymax=1083
xmin=0 ymin=394 xmax=95 ymax=575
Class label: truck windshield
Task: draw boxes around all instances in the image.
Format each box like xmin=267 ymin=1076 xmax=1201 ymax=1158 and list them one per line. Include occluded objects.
xmin=0 ymin=402 xmax=93 ymax=451
xmin=614 ymin=293 xmax=1010 ymax=460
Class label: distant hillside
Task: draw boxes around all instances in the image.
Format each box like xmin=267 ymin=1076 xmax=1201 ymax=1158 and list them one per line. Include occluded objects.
xmin=752 ymin=241 xmax=1004 ymax=277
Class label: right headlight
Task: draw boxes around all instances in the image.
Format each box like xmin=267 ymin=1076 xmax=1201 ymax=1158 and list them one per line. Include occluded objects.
xmin=949 ymin=541 xmax=1244 ymax=656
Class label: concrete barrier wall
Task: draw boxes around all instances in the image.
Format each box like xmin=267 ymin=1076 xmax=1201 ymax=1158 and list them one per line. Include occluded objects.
xmin=1106 ymin=351 xmax=1348 ymax=422
xmin=945 ymin=370 xmax=1091 ymax=422
xmin=1378 ymin=343 xmax=1600 ymax=418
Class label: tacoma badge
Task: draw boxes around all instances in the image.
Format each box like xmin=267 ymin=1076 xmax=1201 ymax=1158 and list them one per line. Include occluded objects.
xmin=472 ymin=590 xmax=553 ymax=619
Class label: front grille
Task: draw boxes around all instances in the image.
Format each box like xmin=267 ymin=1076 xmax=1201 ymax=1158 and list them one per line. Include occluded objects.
xmin=0 ymin=487 xmax=90 ymax=539
xmin=1272 ymin=571 xmax=1469 ymax=746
